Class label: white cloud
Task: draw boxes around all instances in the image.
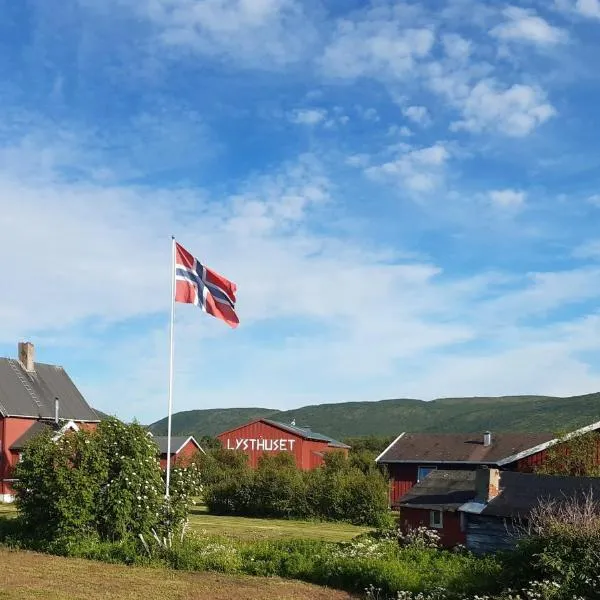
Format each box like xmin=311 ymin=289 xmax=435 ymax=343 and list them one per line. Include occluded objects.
xmin=573 ymin=240 xmax=600 ymax=259
xmin=320 ymin=11 xmax=435 ymax=80
xmin=402 ymin=105 xmax=431 ymax=126
xmin=103 ymin=0 xmax=318 ymax=68
xmin=489 ymin=188 xmax=527 ymax=208
xmin=490 ymin=7 xmax=568 ymax=45
xmin=441 ymin=33 xmax=473 ymax=61
xmin=450 ymin=79 xmax=556 ymax=137
xmin=576 ymin=0 xmax=600 ymax=19
xmin=366 ymin=143 xmax=450 ymax=193
xmin=289 ymin=108 xmax=327 ymax=125
xmin=346 ymin=154 xmax=370 ymax=168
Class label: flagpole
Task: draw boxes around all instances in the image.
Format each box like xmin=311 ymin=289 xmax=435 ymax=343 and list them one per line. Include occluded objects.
xmin=166 ymin=235 xmax=176 ymax=498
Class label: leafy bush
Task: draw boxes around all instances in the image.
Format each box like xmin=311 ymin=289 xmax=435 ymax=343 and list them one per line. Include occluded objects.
xmin=13 ymin=418 xmax=198 ymax=545
xmin=203 ymin=449 xmax=391 ymax=526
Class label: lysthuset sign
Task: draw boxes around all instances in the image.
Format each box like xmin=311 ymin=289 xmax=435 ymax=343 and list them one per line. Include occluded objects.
xmin=226 ymin=438 xmax=296 ymax=451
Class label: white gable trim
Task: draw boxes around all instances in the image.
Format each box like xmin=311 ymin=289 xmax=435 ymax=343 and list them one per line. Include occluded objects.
xmin=497 ymin=420 xmax=600 ymax=466
xmin=174 ymin=435 xmax=206 ymax=456
xmin=375 ymin=432 xmax=406 ymax=463
xmin=51 ymin=420 xmax=79 ymax=441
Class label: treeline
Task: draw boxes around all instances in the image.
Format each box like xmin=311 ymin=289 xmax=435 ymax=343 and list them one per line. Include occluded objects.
xmin=197 ymin=449 xmax=392 ymax=528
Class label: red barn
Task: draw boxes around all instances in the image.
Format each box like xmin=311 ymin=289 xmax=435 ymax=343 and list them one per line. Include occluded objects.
xmin=0 ymin=342 xmax=101 ymax=502
xmin=377 ymin=424 xmax=600 ymax=507
xmin=152 ymin=435 xmax=205 ymax=468
xmin=217 ymin=418 xmax=350 ymax=469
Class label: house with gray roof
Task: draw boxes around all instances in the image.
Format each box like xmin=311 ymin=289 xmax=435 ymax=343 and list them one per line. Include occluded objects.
xmin=0 ymin=342 xmax=100 ymax=501
xmin=399 ymin=467 xmax=600 ymax=553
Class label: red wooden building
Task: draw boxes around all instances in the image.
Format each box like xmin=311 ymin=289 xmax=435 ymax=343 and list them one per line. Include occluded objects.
xmin=217 ymin=418 xmax=350 ymax=469
xmin=152 ymin=435 xmax=205 ymax=468
xmin=376 ymin=423 xmax=600 ymax=507
xmin=0 ymin=342 xmax=101 ymax=502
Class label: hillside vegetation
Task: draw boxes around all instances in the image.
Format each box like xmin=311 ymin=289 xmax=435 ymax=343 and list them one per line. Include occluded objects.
xmin=148 ymin=392 xmax=600 ymax=439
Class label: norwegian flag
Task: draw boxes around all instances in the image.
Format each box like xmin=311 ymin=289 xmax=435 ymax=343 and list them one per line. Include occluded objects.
xmin=174 ymin=242 xmax=239 ymax=328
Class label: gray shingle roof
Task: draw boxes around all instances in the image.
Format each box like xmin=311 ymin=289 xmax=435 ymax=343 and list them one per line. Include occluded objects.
xmin=399 ymin=469 xmax=600 ymax=519
xmin=377 ymin=432 xmax=554 ymax=464
xmin=398 ymin=470 xmax=477 ymax=510
xmin=483 ymin=471 xmax=600 ymax=518
xmin=0 ymin=358 xmax=99 ymax=421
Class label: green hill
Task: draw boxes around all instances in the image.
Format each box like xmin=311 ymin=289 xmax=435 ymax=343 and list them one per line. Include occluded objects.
xmin=147 ymin=393 xmax=600 ymax=440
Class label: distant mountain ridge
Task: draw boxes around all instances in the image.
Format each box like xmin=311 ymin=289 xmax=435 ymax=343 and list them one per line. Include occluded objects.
xmin=148 ymin=393 xmax=600 ymax=440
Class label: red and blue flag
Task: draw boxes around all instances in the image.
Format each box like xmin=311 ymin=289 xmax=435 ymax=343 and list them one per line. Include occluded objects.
xmin=174 ymin=242 xmax=239 ymax=328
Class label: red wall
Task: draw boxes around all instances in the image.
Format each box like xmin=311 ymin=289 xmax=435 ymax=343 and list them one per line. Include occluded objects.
xmin=400 ymin=507 xmax=466 ymax=548
xmin=0 ymin=418 xmax=99 ymax=498
xmin=160 ymin=440 xmax=201 ymax=469
xmin=217 ymin=421 xmax=347 ymax=470
xmin=1 ymin=417 xmax=37 ymax=496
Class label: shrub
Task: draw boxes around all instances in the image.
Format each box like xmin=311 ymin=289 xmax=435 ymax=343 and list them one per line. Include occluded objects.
xmin=13 ymin=418 xmax=196 ymax=545
xmin=203 ymin=449 xmax=391 ymax=526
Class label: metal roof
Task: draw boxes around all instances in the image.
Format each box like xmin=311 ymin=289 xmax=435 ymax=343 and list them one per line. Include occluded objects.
xmin=263 ymin=419 xmax=350 ymax=449
xmin=0 ymin=358 xmax=99 ymax=422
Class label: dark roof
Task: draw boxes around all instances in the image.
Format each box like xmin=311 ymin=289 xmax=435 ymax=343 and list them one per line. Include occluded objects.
xmin=152 ymin=436 xmax=200 ymax=455
xmin=10 ymin=421 xmax=59 ymax=450
xmin=377 ymin=432 xmax=555 ymax=465
xmin=399 ymin=469 xmax=600 ymax=519
xmin=262 ymin=419 xmax=351 ymax=449
xmin=398 ymin=470 xmax=477 ymax=510
xmin=0 ymin=358 xmax=99 ymax=422
xmin=482 ymin=472 xmax=600 ymax=518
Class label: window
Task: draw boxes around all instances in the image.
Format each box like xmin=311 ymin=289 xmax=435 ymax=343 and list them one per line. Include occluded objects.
xmin=430 ymin=510 xmax=443 ymax=529
xmin=417 ymin=466 xmax=437 ymax=482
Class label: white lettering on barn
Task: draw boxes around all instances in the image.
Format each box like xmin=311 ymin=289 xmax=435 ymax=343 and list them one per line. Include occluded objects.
xmin=226 ymin=438 xmax=296 ymax=452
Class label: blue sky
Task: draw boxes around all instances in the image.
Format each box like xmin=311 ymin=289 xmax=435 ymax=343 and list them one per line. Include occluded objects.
xmin=2 ymin=0 xmax=600 ymax=423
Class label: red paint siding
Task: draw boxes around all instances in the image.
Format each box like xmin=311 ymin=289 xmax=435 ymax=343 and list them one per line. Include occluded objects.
xmin=0 ymin=417 xmax=99 ymax=499
xmin=159 ymin=439 xmax=201 ymax=469
xmin=217 ymin=420 xmax=348 ymax=470
xmin=400 ymin=507 xmax=466 ymax=548
xmin=387 ymin=464 xmax=419 ymax=506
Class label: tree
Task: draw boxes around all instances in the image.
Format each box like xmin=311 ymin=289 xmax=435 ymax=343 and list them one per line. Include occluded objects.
xmin=536 ymin=431 xmax=600 ymax=477
xmin=14 ymin=418 xmax=197 ymax=545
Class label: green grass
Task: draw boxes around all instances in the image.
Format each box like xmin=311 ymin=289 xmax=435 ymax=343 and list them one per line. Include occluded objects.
xmin=0 ymin=503 xmax=370 ymax=542
xmin=187 ymin=505 xmax=370 ymax=541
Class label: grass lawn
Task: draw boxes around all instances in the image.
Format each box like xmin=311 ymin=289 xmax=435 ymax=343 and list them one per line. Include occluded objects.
xmin=188 ymin=505 xmax=370 ymax=541
xmin=0 ymin=502 xmax=371 ymax=542
xmin=0 ymin=547 xmax=356 ymax=599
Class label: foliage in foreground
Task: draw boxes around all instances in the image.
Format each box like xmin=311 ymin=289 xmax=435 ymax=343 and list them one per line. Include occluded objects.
xmin=201 ymin=450 xmax=392 ymax=527
xmin=13 ymin=418 xmax=200 ymax=546
xmin=0 ymin=520 xmax=502 ymax=598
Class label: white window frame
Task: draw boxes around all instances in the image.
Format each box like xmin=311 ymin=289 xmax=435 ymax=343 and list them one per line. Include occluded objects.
xmin=430 ymin=509 xmax=443 ymax=529
xmin=417 ymin=465 xmax=437 ymax=482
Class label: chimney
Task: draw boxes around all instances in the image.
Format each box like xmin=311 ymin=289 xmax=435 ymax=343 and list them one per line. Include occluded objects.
xmin=475 ymin=467 xmax=500 ymax=504
xmin=54 ymin=398 xmax=59 ymax=425
xmin=18 ymin=341 xmax=35 ymax=372
xmin=483 ymin=431 xmax=492 ymax=447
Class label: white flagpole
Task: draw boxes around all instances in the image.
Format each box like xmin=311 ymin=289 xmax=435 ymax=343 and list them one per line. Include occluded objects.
xmin=166 ymin=235 xmax=176 ymax=498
